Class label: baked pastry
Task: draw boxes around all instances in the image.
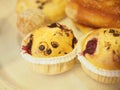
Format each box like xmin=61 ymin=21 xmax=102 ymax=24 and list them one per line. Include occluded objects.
xmin=16 ymin=0 xmax=68 ymax=22
xmin=21 ymin=23 xmax=78 ymax=75
xmin=77 ymin=28 xmax=120 ymax=83
xmin=17 ymin=9 xmax=49 ymax=37
xmin=65 ymin=0 xmax=120 ymax=33
xmin=66 ymin=0 xmax=120 ymax=28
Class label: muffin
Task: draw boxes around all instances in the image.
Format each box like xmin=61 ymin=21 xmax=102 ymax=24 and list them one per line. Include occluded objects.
xmin=77 ymin=28 xmax=120 ymax=83
xmin=17 ymin=9 xmax=49 ymax=37
xmin=16 ymin=0 xmax=68 ymax=22
xmin=21 ymin=23 xmax=78 ymax=75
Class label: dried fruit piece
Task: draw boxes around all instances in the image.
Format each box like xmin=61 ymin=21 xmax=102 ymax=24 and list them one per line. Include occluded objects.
xmin=22 ymin=34 xmax=33 ymax=54
xmin=83 ymin=38 xmax=97 ymax=56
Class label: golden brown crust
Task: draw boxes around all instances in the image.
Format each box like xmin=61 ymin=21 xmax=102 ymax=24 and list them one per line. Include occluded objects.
xmin=80 ymin=28 xmax=120 ymax=70
xmin=66 ymin=0 xmax=120 ymax=28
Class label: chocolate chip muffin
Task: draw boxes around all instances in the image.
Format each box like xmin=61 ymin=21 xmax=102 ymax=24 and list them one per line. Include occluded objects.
xmin=77 ymin=28 xmax=120 ymax=83
xmin=21 ymin=23 xmax=78 ymax=75
xmin=16 ymin=0 xmax=68 ymax=22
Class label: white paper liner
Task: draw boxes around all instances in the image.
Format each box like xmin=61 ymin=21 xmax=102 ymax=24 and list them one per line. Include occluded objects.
xmin=20 ymin=32 xmax=77 ymax=65
xmin=21 ymin=47 xmax=77 ymax=64
xmin=77 ymin=55 xmax=120 ymax=77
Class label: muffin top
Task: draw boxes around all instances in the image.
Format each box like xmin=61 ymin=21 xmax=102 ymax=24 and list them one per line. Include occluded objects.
xmin=22 ymin=23 xmax=77 ymax=58
xmin=79 ymin=28 xmax=120 ymax=70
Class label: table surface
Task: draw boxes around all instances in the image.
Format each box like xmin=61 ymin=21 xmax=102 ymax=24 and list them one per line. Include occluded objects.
xmin=0 ymin=0 xmax=120 ymax=90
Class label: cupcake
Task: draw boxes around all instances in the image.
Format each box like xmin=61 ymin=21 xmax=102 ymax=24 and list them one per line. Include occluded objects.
xmin=21 ymin=23 xmax=78 ymax=75
xmin=77 ymin=28 xmax=120 ymax=83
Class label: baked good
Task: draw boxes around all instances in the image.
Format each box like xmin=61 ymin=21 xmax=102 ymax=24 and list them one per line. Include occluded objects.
xmin=21 ymin=23 xmax=78 ymax=75
xmin=16 ymin=0 xmax=68 ymax=22
xmin=77 ymin=28 xmax=120 ymax=83
xmin=16 ymin=0 xmax=68 ymax=37
xmin=65 ymin=0 xmax=120 ymax=33
xmin=17 ymin=9 xmax=49 ymax=37
xmin=66 ymin=0 xmax=120 ymax=28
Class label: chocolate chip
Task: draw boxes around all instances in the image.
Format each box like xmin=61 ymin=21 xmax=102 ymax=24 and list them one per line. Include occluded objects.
xmin=113 ymin=33 xmax=119 ymax=37
xmin=104 ymin=30 xmax=106 ymax=34
xmin=38 ymin=6 xmax=43 ymax=9
xmin=46 ymin=49 xmax=52 ymax=55
xmin=37 ymin=0 xmax=47 ymax=9
xmin=64 ymin=52 xmax=67 ymax=54
xmin=113 ymin=50 xmax=116 ymax=54
xmin=58 ymin=51 xmax=61 ymax=54
xmin=51 ymin=41 xmax=59 ymax=48
xmin=109 ymin=29 xmax=120 ymax=37
xmin=39 ymin=45 xmax=45 ymax=51
xmin=48 ymin=23 xmax=57 ymax=28
xmin=106 ymin=46 xmax=110 ymax=50
xmin=65 ymin=33 xmax=69 ymax=37
xmin=48 ymin=23 xmax=66 ymax=31
xmin=58 ymin=24 xmax=65 ymax=30
xmin=109 ymin=29 xmax=115 ymax=33
xmin=41 ymin=2 xmax=45 ymax=6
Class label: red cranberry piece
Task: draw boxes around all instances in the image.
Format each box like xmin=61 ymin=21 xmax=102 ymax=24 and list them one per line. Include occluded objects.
xmin=22 ymin=35 xmax=33 ymax=54
xmin=83 ymin=38 xmax=97 ymax=56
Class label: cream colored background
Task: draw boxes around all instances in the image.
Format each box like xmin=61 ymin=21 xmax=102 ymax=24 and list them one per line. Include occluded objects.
xmin=0 ymin=0 xmax=120 ymax=90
